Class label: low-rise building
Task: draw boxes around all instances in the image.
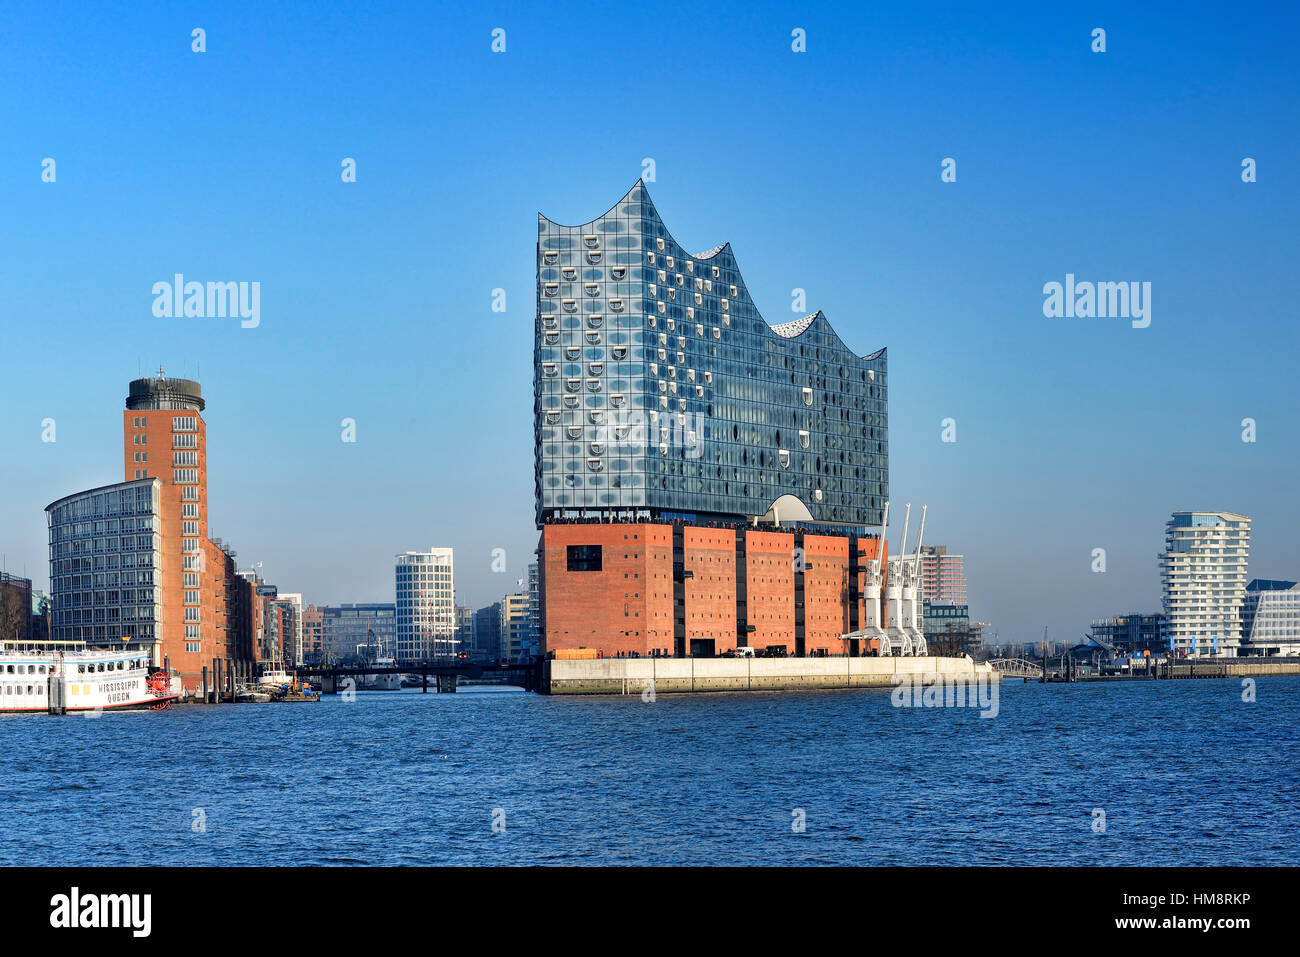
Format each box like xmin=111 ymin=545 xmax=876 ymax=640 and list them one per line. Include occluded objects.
xmin=1241 ymin=580 xmax=1300 ymax=657
xmin=1090 ymin=614 xmax=1167 ymax=655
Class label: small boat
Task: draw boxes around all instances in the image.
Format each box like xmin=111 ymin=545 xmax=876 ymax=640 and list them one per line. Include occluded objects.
xmin=235 ymin=688 xmax=272 ymax=703
xmin=256 ymin=660 xmax=319 ymax=702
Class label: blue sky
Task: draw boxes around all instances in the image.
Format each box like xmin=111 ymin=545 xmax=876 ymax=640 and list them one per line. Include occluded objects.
xmin=2 ymin=1 xmax=1297 ymax=646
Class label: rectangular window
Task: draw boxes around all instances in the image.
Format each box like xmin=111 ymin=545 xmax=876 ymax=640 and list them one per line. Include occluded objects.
xmin=566 ymin=545 xmax=603 ymax=572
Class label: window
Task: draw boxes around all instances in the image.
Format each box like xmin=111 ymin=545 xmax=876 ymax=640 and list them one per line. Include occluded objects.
xmin=567 ymin=545 xmax=603 ymax=572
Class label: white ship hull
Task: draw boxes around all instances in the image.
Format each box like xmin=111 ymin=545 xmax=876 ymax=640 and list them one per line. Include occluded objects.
xmin=1 ymin=645 xmax=180 ymax=714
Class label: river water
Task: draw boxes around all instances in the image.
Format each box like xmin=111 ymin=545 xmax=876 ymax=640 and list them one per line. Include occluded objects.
xmin=2 ymin=677 xmax=1296 ymax=865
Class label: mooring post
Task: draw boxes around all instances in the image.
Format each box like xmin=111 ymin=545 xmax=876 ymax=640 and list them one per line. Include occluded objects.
xmin=422 ymin=667 xmax=428 ymax=693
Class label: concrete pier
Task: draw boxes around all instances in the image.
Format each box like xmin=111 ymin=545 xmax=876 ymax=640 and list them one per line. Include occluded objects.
xmin=543 ymin=655 xmax=998 ymax=696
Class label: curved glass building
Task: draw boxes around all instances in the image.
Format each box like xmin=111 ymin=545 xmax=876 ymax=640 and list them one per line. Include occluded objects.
xmin=535 ymin=181 xmax=888 ymax=529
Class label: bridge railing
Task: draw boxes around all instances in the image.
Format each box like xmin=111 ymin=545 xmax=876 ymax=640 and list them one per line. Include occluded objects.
xmin=987 ymin=657 xmax=1044 ymax=678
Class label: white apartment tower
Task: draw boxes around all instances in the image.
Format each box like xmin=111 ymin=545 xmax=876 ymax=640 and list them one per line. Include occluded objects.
xmin=1159 ymin=511 xmax=1251 ymax=657
xmin=395 ymin=547 xmax=455 ymax=659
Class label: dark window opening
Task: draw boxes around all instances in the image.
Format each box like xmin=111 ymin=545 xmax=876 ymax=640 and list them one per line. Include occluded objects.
xmin=567 ymin=544 xmax=603 ymax=572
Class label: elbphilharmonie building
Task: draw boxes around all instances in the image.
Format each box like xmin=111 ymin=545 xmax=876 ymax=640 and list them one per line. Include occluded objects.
xmin=534 ymin=181 xmax=887 ymax=531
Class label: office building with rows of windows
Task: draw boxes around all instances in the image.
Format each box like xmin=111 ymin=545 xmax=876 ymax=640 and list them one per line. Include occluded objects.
xmin=46 ymin=479 xmax=164 ymax=647
xmin=536 ymin=183 xmax=895 ymax=659
xmin=1241 ymin=580 xmax=1300 ymax=657
xmin=395 ymin=548 xmax=455 ymax=659
xmin=45 ymin=373 xmax=258 ymax=690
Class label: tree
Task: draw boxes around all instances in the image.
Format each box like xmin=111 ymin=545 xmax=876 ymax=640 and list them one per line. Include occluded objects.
xmin=0 ymin=586 xmax=27 ymax=640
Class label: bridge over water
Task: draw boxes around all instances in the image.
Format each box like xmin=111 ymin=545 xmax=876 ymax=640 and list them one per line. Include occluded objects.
xmin=987 ymin=657 xmax=1044 ymax=679
xmin=295 ymin=659 xmax=543 ymax=693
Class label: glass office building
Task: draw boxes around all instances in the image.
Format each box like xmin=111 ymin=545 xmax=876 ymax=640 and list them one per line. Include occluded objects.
xmin=45 ymin=478 xmax=163 ymax=648
xmin=535 ymin=181 xmax=887 ymax=529
xmin=1241 ymin=580 xmax=1300 ymax=657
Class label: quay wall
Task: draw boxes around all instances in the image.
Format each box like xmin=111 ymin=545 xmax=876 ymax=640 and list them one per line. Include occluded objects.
xmin=542 ymin=655 xmax=998 ymax=696
xmin=1166 ymin=658 xmax=1300 ymax=678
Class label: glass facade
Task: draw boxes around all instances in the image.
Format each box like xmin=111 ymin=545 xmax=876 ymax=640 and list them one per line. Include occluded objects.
xmin=535 ymin=181 xmax=887 ymax=529
xmin=45 ymin=479 xmax=163 ymax=646
xmin=321 ymin=603 xmax=397 ymax=661
xmin=1241 ymin=580 xmax=1300 ymax=656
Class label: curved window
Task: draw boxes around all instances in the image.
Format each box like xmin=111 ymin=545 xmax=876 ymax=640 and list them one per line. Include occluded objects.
xmin=562 ymin=299 xmax=577 ymax=313
xmin=566 ymin=347 xmax=581 ymax=360
xmin=587 ymin=251 xmax=601 ymax=265
xmin=798 ymin=430 xmax=810 ymax=449
xmin=544 ymin=411 xmax=561 ymax=424
xmin=562 ymin=267 xmax=577 ymax=281
xmin=563 ymin=395 xmax=580 ymax=409
xmin=611 ymin=347 xmax=627 ymax=359
xmin=588 ymin=363 xmax=604 ymax=376
xmin=587 ymin=458 xmax=604 ymax=472
xmin=544 ymin=332 xmax=559 ymax=344
xmin=584 ymin=283 xmax=599 ymax=297
xmin=609 ymin=299 xmax=624 ymax=312
xmin=586 ymin=379 xmax=602 ymax=393
xmin=583 ymin=235 xmax=599 ymax=249
xmin=567 ymin=426 xmax=582 ymax=439
xmin=802 ymin=387 xmax=814 ymax=406
xmin=611 ymin=267 xmax=627 ymax=281
xmin=587 ymin=314 xmax=603 ymax=328
xmin=543 ymin=251 xmax=559 ymax=265
xmin=586 ymin=332 xmax=601 ymax=344
xmin=778 ymin=449 xmax=791 ymax=469
xmin=566 ymin=378 xmax=581 ymax=392
xmin=544 ymin=283 xmax=559 ymax=297
xmin=609 ymin=393 xmax=626 ymax=408
xmin=541 ymin=315 xmax=558 ymax=330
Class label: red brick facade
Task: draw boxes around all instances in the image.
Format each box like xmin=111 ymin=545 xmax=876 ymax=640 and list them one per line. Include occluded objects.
xmin=540 ymin=523 xmax=887 ymax=658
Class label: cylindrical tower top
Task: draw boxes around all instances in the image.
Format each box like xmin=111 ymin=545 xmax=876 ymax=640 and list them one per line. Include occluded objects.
xmin=126 ymin=373 xmax=205 ymax=411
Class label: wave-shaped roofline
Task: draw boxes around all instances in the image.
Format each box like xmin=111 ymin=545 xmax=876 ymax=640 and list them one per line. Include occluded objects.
xmin=540 ymin=180 xmax=885 ymax=361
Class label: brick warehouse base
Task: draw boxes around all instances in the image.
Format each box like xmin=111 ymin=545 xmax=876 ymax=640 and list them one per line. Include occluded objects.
xmin=543 ymin=655 xmax=998 ymax=695
xmin=540 ymin=521 xmax=887 ymax=659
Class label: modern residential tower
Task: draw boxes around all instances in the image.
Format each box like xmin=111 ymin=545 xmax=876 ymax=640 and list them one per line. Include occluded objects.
xmin=1159 ymin=511 xmax=1251 ymax=657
